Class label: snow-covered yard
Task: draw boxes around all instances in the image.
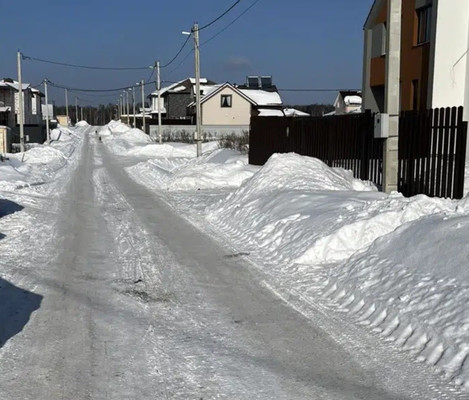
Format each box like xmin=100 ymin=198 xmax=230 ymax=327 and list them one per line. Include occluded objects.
xmin=102 ymin=120 xmax=469 ymax=391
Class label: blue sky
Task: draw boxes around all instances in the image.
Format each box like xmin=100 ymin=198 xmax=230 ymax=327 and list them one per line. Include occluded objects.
xmin=2 ymin=0 xmax=374 ymax=106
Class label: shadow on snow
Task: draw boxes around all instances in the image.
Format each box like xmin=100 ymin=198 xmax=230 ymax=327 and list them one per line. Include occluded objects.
xmin=0 ymin=199 xmax=24 ymax=218
xmin=0 ymin=198 xmax=24 ymax=241
xmin=0 ymin=277 xmax=42 ymax=348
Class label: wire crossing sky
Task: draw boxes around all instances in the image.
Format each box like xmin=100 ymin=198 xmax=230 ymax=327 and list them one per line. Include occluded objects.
xmin=2 ymin=0 xmax=374 ymax=106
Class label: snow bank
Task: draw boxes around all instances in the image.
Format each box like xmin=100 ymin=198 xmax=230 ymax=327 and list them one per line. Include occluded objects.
xmin=205 ymin=152 xmax=469 ymax=388
xmin=75 ymin=120 xmax=89 ymax=127
xmin=119 ymin=129 xmax=469 ymax=390
xmin=322 ymin=210 xmax=469 ymax=389
xmin=102 ymin=120 xmax=219 ymax=158
xmin=127 ymin=148 xmax=258 ymax=191
xmin=0 ymin=124 xmax=85 ymax=192
xmin=207 ymin=153 xmax=383 ymax=265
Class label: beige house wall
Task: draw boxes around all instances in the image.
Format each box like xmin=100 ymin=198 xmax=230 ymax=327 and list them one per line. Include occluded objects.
xmin=202 ymin=87 xmax=252 ymax=126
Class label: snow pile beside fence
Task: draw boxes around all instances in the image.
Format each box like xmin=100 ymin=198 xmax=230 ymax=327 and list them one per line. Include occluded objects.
xmin=205 ymin=152 xmax=469 ymax=389
xmin=121 ymin=139 xmax=469 ymax=390
xmin=127 ymin=148 xmax=258 ymax=192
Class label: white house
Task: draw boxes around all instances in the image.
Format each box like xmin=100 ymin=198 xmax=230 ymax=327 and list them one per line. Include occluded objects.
xmin=188 ymin=82 xmax=285 ymax=126
xmin=333 ymin=91 xmax=362 ymax=115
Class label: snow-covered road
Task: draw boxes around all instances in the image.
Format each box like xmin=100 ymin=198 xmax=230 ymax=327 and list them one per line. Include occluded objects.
xmin=0 ymin=128 xmax=464 ymax=399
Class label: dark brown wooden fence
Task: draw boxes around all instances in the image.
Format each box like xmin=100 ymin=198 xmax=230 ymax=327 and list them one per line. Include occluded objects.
xmin=398 ymin=106 xmax=468 ymax=199
xmin=249 ymin=111 xmax=384 ymax=187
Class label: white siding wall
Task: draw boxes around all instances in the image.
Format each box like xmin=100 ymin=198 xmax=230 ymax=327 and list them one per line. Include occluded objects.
xmin=202 ymin=87 xmax=252 ymax=126
xmin=431 ymin=0 xmax=469 ymax=109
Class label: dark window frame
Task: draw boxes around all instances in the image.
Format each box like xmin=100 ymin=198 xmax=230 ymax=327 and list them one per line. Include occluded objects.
xmin=221 ymin=94 xmax=232 ymax=108
xmin=416 ymin=6 xmax=432 ymax=45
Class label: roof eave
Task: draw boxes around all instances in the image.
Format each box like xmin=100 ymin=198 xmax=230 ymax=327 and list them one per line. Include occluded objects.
xmin=364 ymin=0 xmax=385 ymax=30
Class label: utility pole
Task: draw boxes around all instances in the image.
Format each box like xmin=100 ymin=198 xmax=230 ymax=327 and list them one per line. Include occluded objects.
xmin=65 ymin=88 xmax=69 ymax=125
xmin=132 ymin=86 xmax=136 ymax=128
xmin=156 ymin=61 xmax=162 ymax=144
xmin=126 ymin=90 xmax=130 ymax=125
xmin=81 ymin=106 xmax=84 ymax=121
xmin=17 ymin=51 xmax=25 ymax=152
xmin=44 ymin=79 xmax=50 ymax=144
xmin=140 ymin=79 xmax=146 ymax=133
xmin=75 ymin=97 xmax=78 ymax=124
xmin=383 ymin=0 xmax=402 ymax=193
xmin=193 ymin=24 xmax=202 ymax=157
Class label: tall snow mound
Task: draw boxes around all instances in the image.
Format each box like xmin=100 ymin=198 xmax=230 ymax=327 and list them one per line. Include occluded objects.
xmin=238 ymin=153 xmax=376 ymax=194
xmin=104 ymin=128 xmax=152 ymax=155
xmin=50 ymin=125 xmax=74 ymax=141
xmin=207 ymin=154 xmax=381 ymax=265
xmin=108 ymin=120 xmax=133 ymax=134
xmin=75 ymin=121 xmax=89 ymax=127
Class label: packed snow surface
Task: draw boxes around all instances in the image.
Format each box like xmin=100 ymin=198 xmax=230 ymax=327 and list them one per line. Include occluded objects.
xmin=102 ymin=120 xmax=469 ymax=391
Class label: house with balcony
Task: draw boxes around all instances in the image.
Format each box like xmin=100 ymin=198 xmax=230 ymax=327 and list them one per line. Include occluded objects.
xmin=362 ymin=0 xmax=469 ymax=115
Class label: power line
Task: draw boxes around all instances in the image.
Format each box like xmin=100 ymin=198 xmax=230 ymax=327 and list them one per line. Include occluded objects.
xmin=160 ymin=35 xmax=192 ymax=68
xmin=22 ymin=53 xmax=151 ymax=71
xmin=199 ymin=0 xmax=242 ymax=31
xmin=166 ymin=0 xmax=260 ymax=78
xmin=46 ymin=79 xmax=156 ymax=93
xmin=146 ymin=67 xmax=155 ymax=83
xmin=201 ymin=0 xmax=261 ymax=46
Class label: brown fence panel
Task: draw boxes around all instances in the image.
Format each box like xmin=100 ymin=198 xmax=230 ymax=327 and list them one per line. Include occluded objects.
xmin=398 ymin=106 xmax=467 ymax=199
xmin=249 ymin=117 xmax=291 ymax=165
xmin=249 ymin=112 xmax=383 ymax=187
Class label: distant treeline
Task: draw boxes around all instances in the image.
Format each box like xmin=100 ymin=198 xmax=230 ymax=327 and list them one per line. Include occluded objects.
xmin=287 ymin=104 xmax=334 ymax=117
xmin=54 ymin=103 xmax=116 ymax=125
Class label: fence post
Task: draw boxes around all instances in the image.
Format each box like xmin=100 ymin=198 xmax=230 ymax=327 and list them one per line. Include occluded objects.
xmin=454 ymin=107 xmax=468 ymax=199
xmin=360 ymin=111 xmax=371 ymax=180
xmin=383 ymin=0 xmax=402 ymax=193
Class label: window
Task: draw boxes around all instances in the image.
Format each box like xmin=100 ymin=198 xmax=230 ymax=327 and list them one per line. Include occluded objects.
xmin=417 ymin=6 xmax=432 ymax=44
xmin=371 ymin=23 xmax=387 ymax=57
xmin=221 ymin=95 xmax=232 ymax=108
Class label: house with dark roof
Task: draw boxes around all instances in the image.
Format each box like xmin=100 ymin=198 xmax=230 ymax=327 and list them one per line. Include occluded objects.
xmin=149 ymin=77 xmax=217 ymax=121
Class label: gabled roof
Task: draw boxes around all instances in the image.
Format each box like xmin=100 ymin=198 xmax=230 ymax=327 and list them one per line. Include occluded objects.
xmin=189 ymin=82 xmax=258 ymax=107
xmin=150 ymin=77 xmax=216 ymax=97
xmin=31 ymin=88 xmax=45 ymax=97
xmin=364 ymin=0 xmax=385 ymax=29
xmin=334 ymin=91 xmax=362 ymax=107
xmin=0 ymin=79 xmax=30 ymax=91
xmin=240 ymin=89 xmax=282 ymax=106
